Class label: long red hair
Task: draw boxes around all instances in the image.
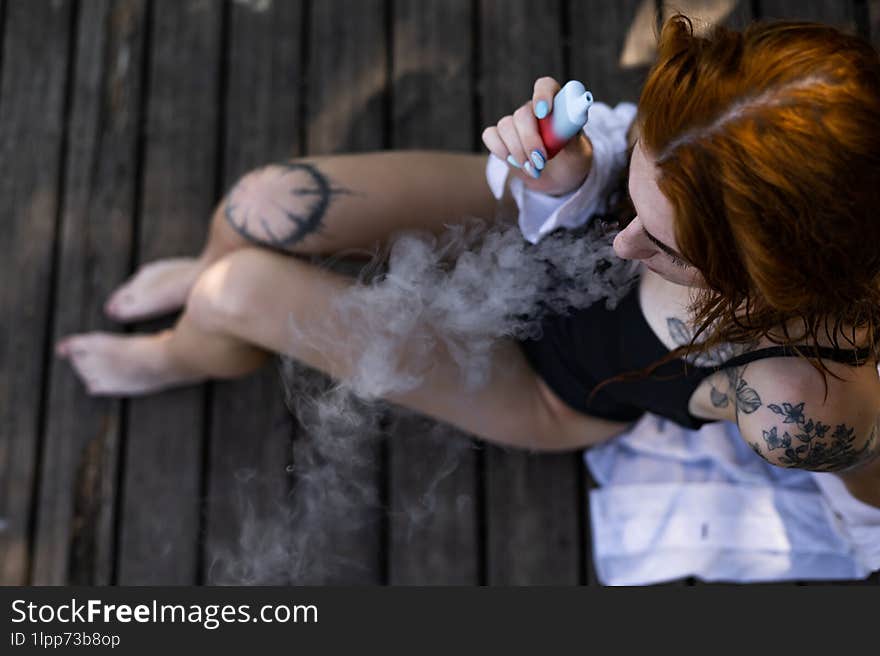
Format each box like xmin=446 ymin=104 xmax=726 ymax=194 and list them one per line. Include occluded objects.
xmin=591 ymin=13 xmax=880 ymax=403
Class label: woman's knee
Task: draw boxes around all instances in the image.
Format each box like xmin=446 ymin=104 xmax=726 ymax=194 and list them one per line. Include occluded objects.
xmin=219 ymin=162 xmax=327 ymax=254
xmin=186 ymin=246 xmax=285 ymax=332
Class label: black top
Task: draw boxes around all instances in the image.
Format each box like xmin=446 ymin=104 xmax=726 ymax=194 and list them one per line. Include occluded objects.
xmin=516 ymin=275 xmax=877 ymax=430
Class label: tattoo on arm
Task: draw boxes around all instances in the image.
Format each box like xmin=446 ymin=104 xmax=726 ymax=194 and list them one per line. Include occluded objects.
xmin=750 ymin=401 xmax=875 ymax=472
xmin=665 ymin=315 xmax=880 ymax=472
xmin=710 ymin=371 xmax=762 ymax=421
xmin=666 ymin=316 xmax=762 ymax=419
xmin=224 ymin=161 xmax=362 ymax=252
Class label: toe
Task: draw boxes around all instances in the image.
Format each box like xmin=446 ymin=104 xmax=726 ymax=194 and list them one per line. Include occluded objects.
xmin=55 ymin=337 xmax=72 ymax=357
xmin=105 ymin=293 xmax=133 ymax=317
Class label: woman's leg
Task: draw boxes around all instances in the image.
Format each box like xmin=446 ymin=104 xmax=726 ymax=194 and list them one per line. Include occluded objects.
xmin=105 ymin=150 xmax=515 ymax=322
xmin=59 ymin=247 xmax=633 ymax=452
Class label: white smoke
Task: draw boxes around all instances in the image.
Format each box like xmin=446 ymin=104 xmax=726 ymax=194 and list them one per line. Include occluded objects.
xmin=209 ymin=215 xmax=638 ymax=584
xmin=290 ymin=216 xmax=637 ymax=398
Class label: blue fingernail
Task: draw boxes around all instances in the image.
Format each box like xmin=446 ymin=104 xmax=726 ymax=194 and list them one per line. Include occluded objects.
xmin=534 ymin=100 xmax=549 ymax=119
xmin=523 ymin=161 xmax=540 ymax=179
xmin=506 ymin=154 xmax=522 ymax=169
xmin=530 ymin=150 xmax=545 ymax=170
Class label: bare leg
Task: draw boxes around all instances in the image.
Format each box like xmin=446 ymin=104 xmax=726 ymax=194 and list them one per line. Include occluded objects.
xmin=57 ymin=247 xmax=632 ymax=452
xmin=104 ymin=150 xmax=513 ymax=322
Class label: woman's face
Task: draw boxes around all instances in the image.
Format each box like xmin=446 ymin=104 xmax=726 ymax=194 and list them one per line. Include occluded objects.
xmin=612 ymin=140 xmax=708 ymax=288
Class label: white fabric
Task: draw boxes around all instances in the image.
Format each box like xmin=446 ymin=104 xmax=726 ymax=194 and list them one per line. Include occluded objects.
xmin=485 ymin=101 xmax=638 ymax=244
xmin=810 ymin=471 xmax=880 ymax=576
xmin=585 ymin=413 xmax=880 ymax=586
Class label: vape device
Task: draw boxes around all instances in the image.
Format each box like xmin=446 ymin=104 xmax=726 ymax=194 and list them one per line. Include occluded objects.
xmin=537 ymin=80 xmax=594 ymax=158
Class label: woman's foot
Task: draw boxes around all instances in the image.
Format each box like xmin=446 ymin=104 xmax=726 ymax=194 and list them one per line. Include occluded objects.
xmin=54 ymin=329 xmax=204 ymax=396
xmin=104 ymin=257 xmax=203 ymax=322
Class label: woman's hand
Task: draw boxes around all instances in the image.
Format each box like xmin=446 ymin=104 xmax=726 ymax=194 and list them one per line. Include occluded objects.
xmin=481 ymin=76 xmax=594 ymax=197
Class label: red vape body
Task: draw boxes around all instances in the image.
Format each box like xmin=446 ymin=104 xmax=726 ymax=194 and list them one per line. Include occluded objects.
xmin=537 ymin=115 xmax=570 ymax=159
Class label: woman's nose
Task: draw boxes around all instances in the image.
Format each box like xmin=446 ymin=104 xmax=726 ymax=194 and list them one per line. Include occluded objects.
xmin=613 ymin=224 xmax=653 ymax=260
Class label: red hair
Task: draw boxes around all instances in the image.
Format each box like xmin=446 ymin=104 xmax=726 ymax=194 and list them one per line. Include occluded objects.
xmin=591 ymin=13 xmax=880 ymax=403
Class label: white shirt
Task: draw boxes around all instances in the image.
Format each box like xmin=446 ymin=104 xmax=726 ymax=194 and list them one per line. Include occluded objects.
xmin=485 ymin=101 xmax=638 ymax=244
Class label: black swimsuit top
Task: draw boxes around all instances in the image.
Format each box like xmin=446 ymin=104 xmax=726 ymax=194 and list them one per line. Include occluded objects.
xmin=518 ymin=274 xmax=878 ymax=430
xmin=628 ymin=285 xmax=871 ymax=428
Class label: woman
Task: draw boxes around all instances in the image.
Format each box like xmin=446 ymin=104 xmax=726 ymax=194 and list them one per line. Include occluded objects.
xmin=56 ymin=15 xmax=880 ymax=506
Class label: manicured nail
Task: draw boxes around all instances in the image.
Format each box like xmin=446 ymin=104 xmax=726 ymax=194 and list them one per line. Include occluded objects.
xmin=523 ymin=161 xmax=540 ymax=179
xmin=530 ymin=150 xmax=545 ymax=170
xmin=534 ymin=100 xmax=549 ymax=119
xmin=506 ymin=154 xmax=522 ymax=169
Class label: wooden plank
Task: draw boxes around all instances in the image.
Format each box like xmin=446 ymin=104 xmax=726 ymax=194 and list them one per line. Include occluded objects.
xmin=0 ymin=0 xmax=73 ymax=585
xmin=479 ymin=0 xmax=583 ymax=585
xmin=297 ymin=0 xmax=389 ymax=584
xmin=32 ymin=0 xmax=147 ymax=585
xmin=387 ymin=415 xmax=480 ymax=584
xmin=575 ymin=0 xmax=657 ymax=106
xmin=662 ymin=0 xmax=754 ymax=31
xmin=116 ymin=0 xmax=222 ymax=584
xmin=385 ymin=0 xmax=480 ymax=586
xmin=201 ymin=0 xmax=305 ymax=586
xmin=871 ymin=0 xmax=880 ymax=48
xmin=759 ymin=0 xmax=856 ymax=31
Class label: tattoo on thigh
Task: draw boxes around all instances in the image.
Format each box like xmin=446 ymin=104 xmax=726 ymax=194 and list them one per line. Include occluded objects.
xmin=224 ymin=161 xmax=363 ymax=251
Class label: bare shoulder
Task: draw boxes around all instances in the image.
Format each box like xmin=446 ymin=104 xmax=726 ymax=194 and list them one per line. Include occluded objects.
xmin=734 ymin=355 xmax=880 ymax=472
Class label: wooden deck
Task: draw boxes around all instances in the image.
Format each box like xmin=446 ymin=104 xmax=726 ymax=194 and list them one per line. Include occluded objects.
xmin=1 ymin=0 xmax=878 ymax=586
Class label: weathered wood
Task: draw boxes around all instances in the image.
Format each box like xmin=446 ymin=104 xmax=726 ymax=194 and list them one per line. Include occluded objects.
xmin=575 ymin=0 xmax=656 ymax=106
xmin=387 ymin=413 xmax=480 ymax=585
xmin=759 ymin=0 xmax=856 ymax=31
xmin=384 ymin=0 xmax=480 ymax=586
xmin=0 ymin=0 xmax=73 ymax=585
xmin=299 ymin=0 xmax=388 ymax=584
xmin=3 ymin=0 xmax=874 ymax=589
xmin=487 ymin=445 xmax=584 ymax=584
xmin=116 ymin=0 xmax=222 ymax=584
xmin=307 ymin=0 xmax=388 ymax=156
xmin=202 ymin=0 xmax=305 ymax=586
xmin=33 ymin=0 xmax=147 ymax=585
xmin=663 ymin=0 xmax=755 ymax=31
xmin=479 ymin=0 xmax=583 ymax=585
xmin=870 ymin=0 xmax=880 ymax=48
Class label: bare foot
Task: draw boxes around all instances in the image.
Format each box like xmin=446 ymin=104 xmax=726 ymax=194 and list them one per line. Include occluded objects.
xmin=54 ymin=330 xmax=204 ymax=396
xmin=104 ymin=257 xmax=203 ymax=323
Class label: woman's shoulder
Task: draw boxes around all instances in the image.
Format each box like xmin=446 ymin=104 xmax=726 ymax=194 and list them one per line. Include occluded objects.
xmin=642 ymin=266 xmax=880 ymax=471
xmin=732 ymin=350 xmax=880 ymax=472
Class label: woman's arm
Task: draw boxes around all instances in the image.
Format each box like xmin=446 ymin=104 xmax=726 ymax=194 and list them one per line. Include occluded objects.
xmin=838 ymin=456 xmax=880 ymax=508
xmin=835 ymin=412 xmax=880 ymax=507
